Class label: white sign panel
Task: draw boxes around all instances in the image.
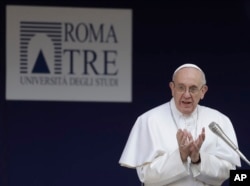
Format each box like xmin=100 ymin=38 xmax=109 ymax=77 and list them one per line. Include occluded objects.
xmin=6 ymin=5 xmax=132 ymax=102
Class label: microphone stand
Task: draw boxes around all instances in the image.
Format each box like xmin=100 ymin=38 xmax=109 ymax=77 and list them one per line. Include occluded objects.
xmin=209 ymin=122 xmax=250 ymax=166
xmin=236 ymin=149 xmax=250 ymax=166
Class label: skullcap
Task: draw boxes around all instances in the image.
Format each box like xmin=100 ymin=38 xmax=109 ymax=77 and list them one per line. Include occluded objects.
xmin=174 ymin=63 xmax=202 ymax=75
xmin=172 ymin=63 xmax=206 ymax=84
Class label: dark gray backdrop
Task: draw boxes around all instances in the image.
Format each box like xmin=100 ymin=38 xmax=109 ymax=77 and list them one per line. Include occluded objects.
xmin=1 ymin=0 xmax=250 ymax=186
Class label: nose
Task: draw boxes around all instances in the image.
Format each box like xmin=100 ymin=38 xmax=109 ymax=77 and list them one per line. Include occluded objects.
xmin=183 ymin=89 xmax=191 ymax=97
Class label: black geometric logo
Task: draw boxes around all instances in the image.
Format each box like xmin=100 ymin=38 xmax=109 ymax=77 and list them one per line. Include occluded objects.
xmin=19 ymin=21 xmax=62 ymax=74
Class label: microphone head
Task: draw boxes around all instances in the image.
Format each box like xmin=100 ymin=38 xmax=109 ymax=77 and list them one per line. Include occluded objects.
xmin=209 ymin=121 xmax=238 ymax=150
xmin=209 ymin=121 xmax=221 ymax=134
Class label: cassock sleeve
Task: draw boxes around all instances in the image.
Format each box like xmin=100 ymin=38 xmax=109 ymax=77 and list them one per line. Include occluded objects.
xmin=119 ymin=115 xmax=191 ymax=185
xmin=119 ymin=116 xmax=167 ymax=168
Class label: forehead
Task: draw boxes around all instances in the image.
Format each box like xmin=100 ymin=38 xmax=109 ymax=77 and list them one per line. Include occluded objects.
xmin=174 ymin=67 xmax=203 ymax=85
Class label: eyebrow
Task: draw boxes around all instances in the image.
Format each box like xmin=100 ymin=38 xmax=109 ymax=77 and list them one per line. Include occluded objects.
xmin=174 ymin=82 xmax=199 ymax=87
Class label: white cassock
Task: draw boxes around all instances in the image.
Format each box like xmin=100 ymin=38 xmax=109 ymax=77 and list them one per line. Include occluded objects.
xmin=119 ymin=98 xmax=241 ymax=186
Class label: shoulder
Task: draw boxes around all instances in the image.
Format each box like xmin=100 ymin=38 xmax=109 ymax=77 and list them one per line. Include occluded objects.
xmin=140 ymin=102 xmax=170 ymax=117
xmin=134 ymin=102 xmax=170 ymax=124
xmin=199 ymin=105 xmax=226 ymax=115
xmin=198 ymin=105 xmax=231 ymax=123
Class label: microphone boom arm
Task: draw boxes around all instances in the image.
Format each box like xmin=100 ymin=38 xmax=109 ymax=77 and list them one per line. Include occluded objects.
xmin=209 ymin=122 xmax=250 ymax=166
xmin=236 ymin=149 xmax=250 ymax=166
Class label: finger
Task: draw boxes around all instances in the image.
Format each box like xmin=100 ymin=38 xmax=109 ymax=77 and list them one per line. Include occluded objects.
xmin=187 ymin=132 xmax=194 ymax=143
xmin=195 ymin=135 xmax=204 ymax=149
xmin=176 ymin=129 xmax=183 ymax=141
xmin=202 ymin=128 xmax=205 ymax=141
xmin=177 ymin=129 xmax=186 ymax=146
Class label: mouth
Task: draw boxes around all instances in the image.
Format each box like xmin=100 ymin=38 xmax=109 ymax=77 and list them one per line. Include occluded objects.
xmin=181 ymin=100 xmax=192 ymax=107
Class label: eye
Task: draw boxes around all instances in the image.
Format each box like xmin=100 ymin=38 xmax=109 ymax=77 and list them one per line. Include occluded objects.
xmin=178 ymin=85 xmax=185 ymax=91
xmin=189 ymin=87 xmax=198 ymax=93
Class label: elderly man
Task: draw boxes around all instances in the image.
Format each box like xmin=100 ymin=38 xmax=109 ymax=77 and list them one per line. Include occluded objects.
xmin=119 ymin=63 xmax=241 ymax=186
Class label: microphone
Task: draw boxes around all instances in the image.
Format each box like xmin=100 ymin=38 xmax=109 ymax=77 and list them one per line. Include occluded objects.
xmin=209 ymin=121 xmax=250 ymax=166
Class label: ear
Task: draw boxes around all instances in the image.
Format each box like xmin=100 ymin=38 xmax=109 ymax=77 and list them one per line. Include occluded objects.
xmin=169 ymin=81 xmax=174 ymax=96
xmin=200 ymin=85 xmax=208 ymax=100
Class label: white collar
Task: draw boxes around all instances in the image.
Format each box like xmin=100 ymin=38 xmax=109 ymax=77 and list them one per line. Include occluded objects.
xmin=170 ymin=98 xmax=198 ymax=128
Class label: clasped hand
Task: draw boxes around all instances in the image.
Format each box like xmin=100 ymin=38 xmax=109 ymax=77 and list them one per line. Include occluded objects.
xmin=176 ymin=128 xmax=205 ymax=163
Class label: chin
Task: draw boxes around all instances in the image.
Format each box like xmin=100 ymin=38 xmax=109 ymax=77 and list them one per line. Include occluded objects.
xmin=181 ymin=108 xmax=194 ymax=115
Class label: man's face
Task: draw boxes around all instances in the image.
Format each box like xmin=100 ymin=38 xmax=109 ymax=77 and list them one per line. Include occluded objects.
xmin=169 ymin=67 xmax=208 ymax=115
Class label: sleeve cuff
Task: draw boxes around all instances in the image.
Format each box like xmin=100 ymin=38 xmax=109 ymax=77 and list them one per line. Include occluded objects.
xmin=190 ymin=154 xmax=202 ymax=177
